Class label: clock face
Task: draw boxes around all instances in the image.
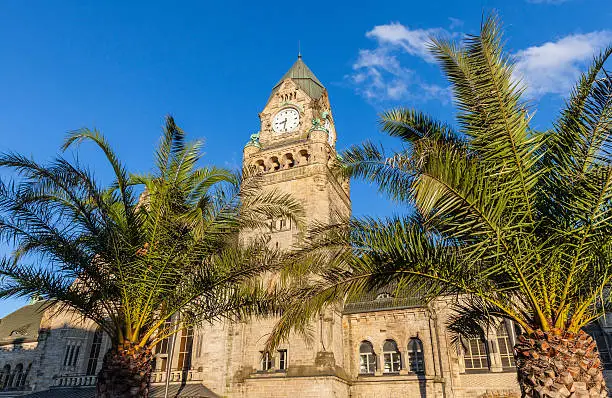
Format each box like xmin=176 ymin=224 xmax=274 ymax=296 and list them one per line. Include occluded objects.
xmin=325 ymin=119 xmax=336 ymax=145
xmin=272 ymin=108 xmax=300 ymax=133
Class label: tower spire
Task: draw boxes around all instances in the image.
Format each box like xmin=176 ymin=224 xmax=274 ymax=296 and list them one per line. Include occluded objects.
xmin=298 ymin=40 xmax=301 ymax=59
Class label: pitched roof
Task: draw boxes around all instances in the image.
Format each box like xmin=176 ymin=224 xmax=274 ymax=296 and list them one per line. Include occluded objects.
xmin=342 ymin=284 xmax=426 ymax=314
xmin=0 ymin=301 xmax=48 ymax=346
xmin=271 ymin=56 xmax=325 ymax=99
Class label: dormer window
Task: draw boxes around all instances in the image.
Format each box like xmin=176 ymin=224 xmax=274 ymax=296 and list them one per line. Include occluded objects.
xmin=375 ymin=292 xmax=393 ymax=300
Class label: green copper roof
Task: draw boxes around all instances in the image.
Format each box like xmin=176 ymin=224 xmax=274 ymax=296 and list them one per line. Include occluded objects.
xmin=272 ymin=55 xmax=325 ymax=99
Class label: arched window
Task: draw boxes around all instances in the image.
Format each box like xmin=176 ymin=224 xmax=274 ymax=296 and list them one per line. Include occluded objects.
xmin=87 ymin=329 xmax=104 ymax=376
xmin=462 ymin=335 xmax=489 ymax=371
xmin=298 ymin=150 xmax=309 ymax=165
xmin=20 ymin=364 xmax=31 ymax=388
xmin=12 ymin=364 xmax=23 ymax=388
xmin=0 ymin=365 xmax=9 ymax=390
xmin=283 ymin=153 xmax=295 ymax=168
xmin=359 ymin=341 xmax=376 ymax=374
xmin=270 ymin=156 xmax=281 ymax=171
xmin=496 ymin=322 xmax=516 ymax=368
xmin=408 ymin=338 xmax=425 ymax=374
xmin=383 ymin=339 xmax=401 ymax=373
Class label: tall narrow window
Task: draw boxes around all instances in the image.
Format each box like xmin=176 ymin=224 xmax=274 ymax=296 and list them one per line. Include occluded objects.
xmin=12 ymin=364 xmax=23 ymax=388
xmin=260 ymin=351 xmax=272 ymax=371
xmin=177 ymin=327 xmax=194 ymax=370
xmin=20 ymin=364 xmax=31 ymax=388
xmin=72 ymin=345 xmax=80 ymax=367
xmin=156 ymin=336 xmax=169 ymax=355
xmin=278 ymin=349 xmax=288 ymax=371
xmin=359 ymin=341 xmax=376 ymax=374
xmin=462 ymin=336 xmax=489 ymax=371
xmin=383 ymin=340 xmax=401 ymax=373
xmin=63 ymin=344 xmax=72 ymax=366
xmin=155 ymin=320 xmax=172 ymax=371
xmin=1 ymin=365 xmax=10 ymax=390
xmin=408 ymin=338 xmax=425 ymax=374
xmin=87 ymin=329 xmax=103 ymax=376
xmin=497 ymin=322 xmax=516 ymax=368
xmin=63 ymin=343 xmax=80 ymax=367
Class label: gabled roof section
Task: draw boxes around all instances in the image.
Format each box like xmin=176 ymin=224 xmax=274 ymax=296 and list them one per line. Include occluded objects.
xmin=272 ymin=55 xmax=325 ymax=99
xmin=0 ymin=301 xmax=48 ymax=345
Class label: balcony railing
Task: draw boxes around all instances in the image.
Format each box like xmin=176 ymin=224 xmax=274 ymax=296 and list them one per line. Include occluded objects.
xmin=53 ymin=375 xmax=97 ymax=388
xmin=150 ymin=368 xmax=203 ymax=384
xmin=52 ymin=368 xmax=202 ymax=388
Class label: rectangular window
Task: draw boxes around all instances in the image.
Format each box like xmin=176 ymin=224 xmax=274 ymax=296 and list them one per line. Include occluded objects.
xmin=497 ymin=322 xmax=516 ymax=368
xmin=383 ymin=352 xmax=401 ymax=373
xmin=463 ymin=337 xmax=489 ymax=371
xmin=155 ymin=320 xmax=172 ymax=355
xmin=63 ymin=345 xmax=71 ymax=366
xmin=156 ymin=338 xmax=169 ymax=355
xmin=86 ymin=330 xmax=103 ymax=376
xmin=260 ymin=351 xmax=272 ymax=371
xmin=177 ymin=327 xmax=194 ymax=370
xmin=72 ymin=346 xmax=80 ymax=367
xmin=64 ymin=343 xmax=80 ymax=367
xmin=278 ymin=349 xmax=287 ymax=371
xmin=359 ymin=353 xmax=376 ymax=374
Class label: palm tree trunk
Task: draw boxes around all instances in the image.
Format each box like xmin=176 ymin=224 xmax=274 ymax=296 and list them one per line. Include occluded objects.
xmin=96 ymin=342 xmax=153 ymax=398
xmin=515 ymin=328 xmax=608 ymax=398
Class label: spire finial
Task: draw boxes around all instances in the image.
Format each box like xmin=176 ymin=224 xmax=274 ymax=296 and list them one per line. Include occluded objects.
xmin=298 ymin=40 xmax=302 ymax=59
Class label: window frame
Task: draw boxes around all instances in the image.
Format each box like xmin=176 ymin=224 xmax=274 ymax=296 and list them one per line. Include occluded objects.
xmin=358 ymin=341 xmax=376 ymax=375
xmin=20 ymin=364 xmax=31 ymax=388
xmin=62 ymin=342 xmax=81 ymax=368
xmin=11 ymin=364 xmax=23 ymax=389
xmin=86 ymin=329 xmax=104 ymax=376
xmin=278 ymin=349 xmax=288 ymax=371
xmin=496 ymin=321 xmax=516 ymax=369
xmin=408 ymin=338 xmax=425 ymax=374
xmin=177 ymin=327 xmax=194 ymax=371
xmin=461 ymin=335 xmax=490 ymax=372
xmin=260 ymin=351 xmax=273 ymax=371
xmin=1 ymin=365 xmax=11 ymax=390
xmin=382 ymin=339 xmax=401 ymax=374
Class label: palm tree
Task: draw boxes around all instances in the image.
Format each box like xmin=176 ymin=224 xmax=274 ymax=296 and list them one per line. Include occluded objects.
xmin=0 ymin=116 xmax=302 ymax=397
xmin=269 ymin=16 xmax=612 ymax=397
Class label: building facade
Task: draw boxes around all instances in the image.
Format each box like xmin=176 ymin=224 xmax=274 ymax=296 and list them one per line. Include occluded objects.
xmin=1 ymin=56 xmax=611 ymax=398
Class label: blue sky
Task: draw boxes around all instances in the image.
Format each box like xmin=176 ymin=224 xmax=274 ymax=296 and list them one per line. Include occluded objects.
xmin=1 ymin=0 xmax=611 ymax=316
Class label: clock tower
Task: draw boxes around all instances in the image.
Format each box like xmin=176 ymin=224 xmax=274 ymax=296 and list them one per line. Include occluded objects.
xmin=243 ymin=55 xmax=351 ymax=249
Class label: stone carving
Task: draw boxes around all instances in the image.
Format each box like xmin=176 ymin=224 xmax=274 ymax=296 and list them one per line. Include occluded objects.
xmin=245 ymin=131 xmax=261 ymax=148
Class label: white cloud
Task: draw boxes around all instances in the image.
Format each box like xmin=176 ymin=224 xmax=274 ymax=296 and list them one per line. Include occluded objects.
xmin=365 ymin=22 xmax=446 ymax=63
xmin=515 ymin=31 xmax=612 ymax=97
xmin=349 ymin=23 xmax=452 ymax=103
xmin=448 ymin=17 xmax=464 ymax=30
xmin=350 ymin=21 xmax=611 ymax=104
